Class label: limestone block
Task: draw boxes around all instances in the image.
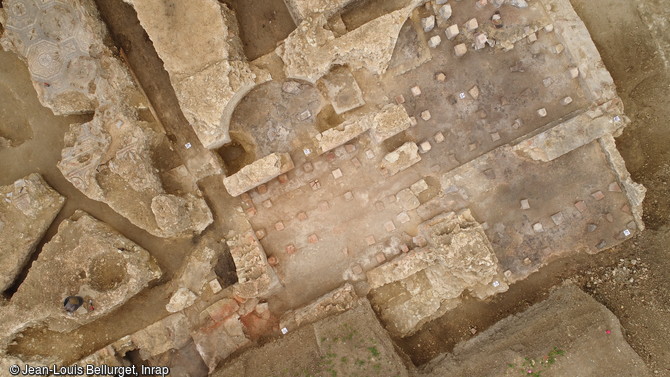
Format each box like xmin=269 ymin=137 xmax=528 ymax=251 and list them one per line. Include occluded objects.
xmin=368 ymin=210 xmax=506 ymax=336
xmin=124 ymin=0 xmax=271 ymax=149
xmin=445 ymin=24 xmax=460 ymax=39
xmin=1 ymin=0 xmax=139 ymax=114
xmin=280 ymin=283 xmax=357 ymax=330
xmin=131 ymin=313 xmax=191 ymax=360
xmin=223 ymin=153 xmax=295 ymax=197
xmin=192 ymin=314 xmax=251 ymax=373
xmin=422 ymin=16 xmax=436 ymax=32
xmin=166 ymin=287 xmax=197 ymax=313
xmin=370 ymin=104 xmax=412 ymax=144
xmin=319 ymin=66 xmax=365 ymax=114
xmin=316 ymin=116 xmax=373 ymax=154
xmin=0 ymin=174 xmax=65 ymax=292
xmin=11 ymin=211 xmax=162 ymax=333
xmin=58 ymin=108 xmax=213 ymax=238
xmin=438 ymin=4 xmax=452 ymax=21
xmin=381 ymin=142 xmax=422 ymax=176
xmin=283 ymin=0 xmax=357 ymax=24
xmin=513 ymin=99 xmax=627 ymax=162
xmin=277 ymin=1 xmax=422 ymax=83
xmin=428 ymin=35 xmax=442 ymax=48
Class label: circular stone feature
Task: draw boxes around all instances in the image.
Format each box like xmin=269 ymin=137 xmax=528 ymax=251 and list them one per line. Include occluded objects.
xmin=88 ymin=251 xmax=127 ymax=292
xmin=27 ymin=40 xmax=64 ymax=80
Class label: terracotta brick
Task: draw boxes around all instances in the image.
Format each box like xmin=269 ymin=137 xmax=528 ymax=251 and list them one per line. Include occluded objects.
xmin=351 ymin=157 xmax=361 ymax=168
xmin=344 ymin=191 xmax=354 ymax=201
xmin=375 ymin=252 xmax=386 ymax=263
xmin=384 ymin=221 xmax=396 ymax=232
xmin=366 ymin=235 xmax=376 ymax=246
xmin=263 ymin=199 xmax=273 ymax=208
xmin=267 ymin=255 xmax=278 ymax=266
xmin=278 ymin=174 xmax=289 ymax=184
xmin=345 ymin=144 xmax=356 ymax=153
xmin=257 ymin=184 xmax=268 ymax=194
xmin=395 ymin=94 xmax=406 ymax=104
xmin=275 ymin=221 xmax=285 ymax=231
xmin=352 ymin=264 xmax=363 ymax=275
xmin=245 ymin=207 xmax=257 ymax=217
xmin=310 ymin=180 xmax=321 ymax=190
xmin=308 ymin=234 xmax=319 ymax=244
xmin=255 ymin=229 xmax=266 ymax=240
xmin=591 ymin=191 xmax=605 ymax=200
xmin=285 ymin=244 xmax=296 ymax=254
xmin=574 ymin=200 xmax=587 ymax=212
xmin=240 ymin=192 xmax=252 ymax=203
xmin=400 ymin=244 xmax=409 ymax=253
xmin=621 ymin=204 xmax=631 ymax=213
xmin=297 ymin=211 xmax=308 ymax=221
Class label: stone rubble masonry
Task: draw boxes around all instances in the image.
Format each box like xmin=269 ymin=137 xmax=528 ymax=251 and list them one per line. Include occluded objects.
xmin=276 ymin=0 xmax=423 ymax=83
xmin=57 ymin=108 xmax=213 ymax=238
xmin=192 ymin=312 xmax=251 ymax=373
xmin=283 ymin=0 xmax=357 ymax=24
xmin=279 ymin=283 xmax=358 ymax=331
xmin=381 ymin=141 xmax=422 ymax=176
xmin=599 ymin=134 xmax=647 ymax=231
xmin=0 ymin=173 xmax=65 ymax=292
xmin=223 ymin=152 xmax=295 ymax=197
xmin=0 ymin=0 xmax=142 ymax=115
xmin=367 ymin=210 xmax=508 ymax=337
xmin=226 ymin=230 xmax=282 ymax=299
xmin=4 ymin=211 xmax=162 ymax=336
xmin=130 ymin=313 xmax=192 ymax=360
xmin=513 ymin=99 xmax=627 ymax=162
xmin=124 ymin=0 xmax=271 ymax=149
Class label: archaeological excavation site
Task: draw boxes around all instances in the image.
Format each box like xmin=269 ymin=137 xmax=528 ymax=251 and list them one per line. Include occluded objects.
xmin=2 ymin=0 xmax=670 ymax=375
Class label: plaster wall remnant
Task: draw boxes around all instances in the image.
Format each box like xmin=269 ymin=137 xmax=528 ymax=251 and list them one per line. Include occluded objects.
xmin=226 ymin=230 xmax=281 ymax=299
xmin=370 ymin=104 xmax=413 ymax=143
xmin=0 ymin=173 xmax=65 ymax=292
xmin=283 ymin=0 xmax=357 ymax=24
xmin=513 ymin=99 xmax=627 ymax=162
xmin=0 ymin=0 xmax=143 ymax=115
xmin=58 ymin=108 xmax=213 ymax=238
xmin=280 ymin=283 xmax=358 ymax=331
xmin=223 ymin=152 xmax=295 ymax=197
xmin=381 ymin=141 xmax=422 ymax=176
xmin=3 ymin=211 xmax=161 ymax=336
xmin=276 ymin=0 xmax=422 ymax=83
xmin=368 ymin=210 xmax=508 ymax=337
xmin=123 ymin=0 xmax=271 ymax=149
